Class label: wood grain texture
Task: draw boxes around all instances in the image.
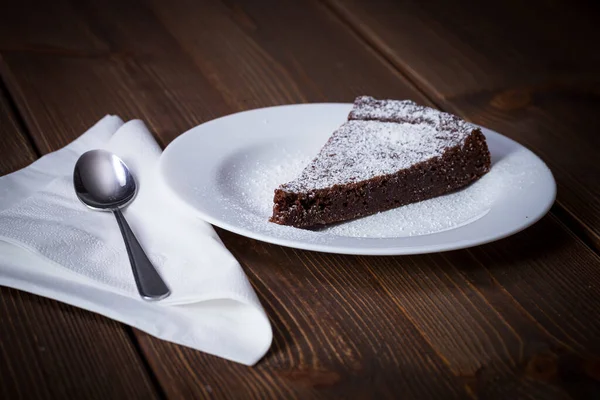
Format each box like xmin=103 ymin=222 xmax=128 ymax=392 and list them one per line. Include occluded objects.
xmin=325 ymin=0 xmax=600 ymax=97
xmin=0 ymin=0 xmax=107 ymax=54
xmin=326 ymin=0 xmax=600 ymax=248
xmin=217 ymin=218 xmax=600 ymax=399
xmin=0 ymin=85 xmax=160 ymax=399
xmin=1 ymin=0 xmax=600 ymax=399
xmin=0 ymin=85 xmax=36 ymax=171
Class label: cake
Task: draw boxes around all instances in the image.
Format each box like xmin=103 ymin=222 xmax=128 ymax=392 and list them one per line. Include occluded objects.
xmin=270 ymin=96 xmax=491 ymax=228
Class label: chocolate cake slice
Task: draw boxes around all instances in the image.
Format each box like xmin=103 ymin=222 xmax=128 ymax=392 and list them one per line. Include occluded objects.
xmin=270 ymin=96 xmax=491 ymax=228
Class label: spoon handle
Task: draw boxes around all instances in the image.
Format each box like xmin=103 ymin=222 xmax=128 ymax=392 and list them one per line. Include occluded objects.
xmin=113 ymin=209 xmax=171 ymax=301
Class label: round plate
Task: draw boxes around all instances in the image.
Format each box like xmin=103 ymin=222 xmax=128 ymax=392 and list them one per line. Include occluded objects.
xmin=159 ymin=104 xmax=556 ymax=255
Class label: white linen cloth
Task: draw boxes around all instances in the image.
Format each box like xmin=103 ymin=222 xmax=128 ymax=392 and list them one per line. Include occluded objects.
xmin=0 ymin=116 xmax=272 ymax=365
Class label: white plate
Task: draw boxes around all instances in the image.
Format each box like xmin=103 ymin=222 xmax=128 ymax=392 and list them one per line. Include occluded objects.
xmin=159 ymin=104 xmax=556 ymax=255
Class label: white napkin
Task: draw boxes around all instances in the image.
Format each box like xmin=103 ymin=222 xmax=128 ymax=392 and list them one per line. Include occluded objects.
xmin=0 ymin=116 xmax=272 ymax=365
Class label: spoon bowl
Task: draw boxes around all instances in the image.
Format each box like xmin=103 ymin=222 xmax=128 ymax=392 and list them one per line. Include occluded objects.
xmin=74 ymin=149 xmax=170 ymax=301
xmin=74 ymin=150 xmax=136 ymax=210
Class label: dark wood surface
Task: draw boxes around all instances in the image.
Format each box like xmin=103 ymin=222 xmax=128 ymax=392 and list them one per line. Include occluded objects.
xmin=0 ymin=0 xmax=599 ymax=399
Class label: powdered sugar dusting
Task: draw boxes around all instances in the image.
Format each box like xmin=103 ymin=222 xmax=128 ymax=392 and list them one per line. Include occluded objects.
xmin=281 ymin=97 xmax=477 ymax=192
xmin=350 ymin=97 xmax=439 ymax=123
xmin=220 ymin=142 xmax=539 ymax=238
xmin=233 ymin=147 xmax=310 ymax=217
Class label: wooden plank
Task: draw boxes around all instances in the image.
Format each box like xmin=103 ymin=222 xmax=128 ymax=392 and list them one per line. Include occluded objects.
xmin=1 ymin=0 xmax=599 ymax=398
xmin=218 ymin=219 xmax=600 ymax=399
xmin=0 ymin=85 xmax=160 ymax=399
xmin=0 ymin=85 xmax=36 ymax=171
xmin=326 ymin=0 xmax=600 ymax=248
xmin=0 ymin=0 xmax=107 ymax=54
xmin=325 ymin=0 xmax=599 ymax=98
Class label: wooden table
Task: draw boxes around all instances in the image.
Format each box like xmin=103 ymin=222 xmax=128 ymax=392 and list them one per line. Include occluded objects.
xmin=1 ymin=0 xmax=599 ymax=398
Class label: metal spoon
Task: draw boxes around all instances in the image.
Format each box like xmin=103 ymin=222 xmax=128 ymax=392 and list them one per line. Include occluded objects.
xmin=73 ymin=149 xmax=170 ymax=301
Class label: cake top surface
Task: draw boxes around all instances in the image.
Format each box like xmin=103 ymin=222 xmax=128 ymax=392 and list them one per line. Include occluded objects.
xmin=281 ymin=96 xmax=478 ymax=192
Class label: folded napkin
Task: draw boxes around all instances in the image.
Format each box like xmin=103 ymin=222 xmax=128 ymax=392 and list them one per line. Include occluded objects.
xmin=0 ymin=116 xmax=272 ymax=365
